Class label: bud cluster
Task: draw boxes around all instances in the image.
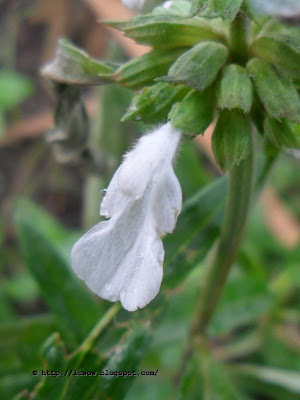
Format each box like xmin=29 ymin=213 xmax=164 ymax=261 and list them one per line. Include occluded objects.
xmin=42 ymin=0 xmax=300 ymax=171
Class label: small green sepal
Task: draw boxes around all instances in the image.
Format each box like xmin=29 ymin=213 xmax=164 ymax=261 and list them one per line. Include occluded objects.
xmin=169 ymin=88 xmax=214 ymax=136
xmin=217 ymin=64 xmax=253 ymax=113
xmin=212 ymin=109 xmax=252 ymax=171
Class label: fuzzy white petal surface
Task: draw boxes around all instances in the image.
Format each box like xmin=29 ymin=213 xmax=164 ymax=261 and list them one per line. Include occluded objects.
xmin=71 ymin=123 xmax=182 ymax=311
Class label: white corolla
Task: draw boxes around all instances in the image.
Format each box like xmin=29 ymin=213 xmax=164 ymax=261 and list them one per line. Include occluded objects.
xmin=71 ymin=123 xmax=182 ymax=311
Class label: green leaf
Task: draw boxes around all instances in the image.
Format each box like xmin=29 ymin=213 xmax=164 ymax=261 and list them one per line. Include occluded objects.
xmin=192 ymin=0 xmax=243 ymax=21
xmin=97 ymin=81 xmax=134 ymax=159
xmin=180 ymin=346 xmax=246 ymax=399
xmin=264 ymin=117 xmax=300 ymax=149
xmin=169 ymin=88 xmax=213 ymax=136
xmin=122 ymin=82 xmax=188 ymax=123
xmin=175 ymin=140 xmax=211 ymax=197
xmin=3 ymin=270 xmax=39 ymax=302
xmin=1 ymin=374 xmax=36 ymax=400
xmin=19 ymin=305 xmax=119 ymax=400
xmin=233 ymin=364 xmax=300 ymax=400
xmin=33 ymin=333 xmax=69 ymax=399
xmin=0 ymin=289 xmax=15 ymax=322
xmin=106 ymin=15 xmax=226 ymax=49
xmin=14 ymin=199 xmax=102 ymax=343
xmin=208 ymin=268 xmax=272 ymax=336
xmin=163 ymin=176 xmax=226 ymax=289
xmin=212 ymin=109 xmax=252 ymax=171
xmin=116 ymin=48 xmax=185 ymax=89
xmin=41 ymin=38 xmax=116 ymax=85
xmin=159 ymin=41 xmax=228 ymax=91
xmin=0 ymin=316 xmax=58 ymax=377
xmin=0 ymin=69 xmax=33 ymax=110
xmin=217 ymin=64 xmax=253 ymax=113
xmin=13 ymin=198 xmax=79 ymax=263
xmin=247 ymin=58 xmax=300 ymax=123
xmin=98 ymin=327 xmax=152 ymax=399
xmin=260 ymin=326 xmax=300 ymax=372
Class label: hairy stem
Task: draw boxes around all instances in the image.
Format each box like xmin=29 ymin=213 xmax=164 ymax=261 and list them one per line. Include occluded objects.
xmin=191 ymin=136 xmax=256 ymax=334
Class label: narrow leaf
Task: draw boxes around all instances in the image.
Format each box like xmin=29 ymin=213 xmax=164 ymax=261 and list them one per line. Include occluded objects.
xmin=233 ymin=364 xmax=300 ymax=399
xmin=14 ymin=199 xmax=102 ymax=343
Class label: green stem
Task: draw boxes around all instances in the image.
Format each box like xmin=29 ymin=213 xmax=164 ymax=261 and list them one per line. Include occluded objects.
xmin=71 ymin=303 xmax=121 ymax=366
xmin=59 ymin=304 xmax=120 ymax=400
xmin=77 ymin=303 xmax=120 ymax=357
xmin=230 ymin=12 xmax=250 ymax=65
xmin=192 ymin=137 xmax=256 ymax=334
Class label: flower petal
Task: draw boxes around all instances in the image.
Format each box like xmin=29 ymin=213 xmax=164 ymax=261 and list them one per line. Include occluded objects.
xmin=71 ymin=123 xmax=182 ymax=311
xmin=152 ymin=164 xmax=182 ymax=235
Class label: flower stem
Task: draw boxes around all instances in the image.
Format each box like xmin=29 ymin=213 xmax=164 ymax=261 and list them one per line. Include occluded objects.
xmin=73 ymin=303 xmax=121 ymax=360
xmin=191 ymin=136 xmax=256 ymax=335
xmin=79 ymin=303 xmax=121 ymax=354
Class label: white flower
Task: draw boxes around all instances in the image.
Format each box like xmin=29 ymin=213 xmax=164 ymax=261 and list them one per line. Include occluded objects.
xmin=121 ymin=0 xmax=161 ymax=12
xmin=71 ymin=123 xmax=182 ymax=311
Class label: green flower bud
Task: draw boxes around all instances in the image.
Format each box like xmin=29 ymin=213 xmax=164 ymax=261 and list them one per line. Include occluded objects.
xmin=169 ymin=88 xmax=213 ymax=136
xmin=247 ymin=58 xmax=300 ymax=124
xmin=217 ymin=64 xmax=253 ymax=113
xmin=251 ymin=27 xmax=300 ymax=80
xmin=159 ymin=41 xmax=228 ymax=91
xmin=192 ymin=0 xmax=243 ymax=21
xmin=122 ymin=82 xmax=188 ymax=123
xmin=116 ymin=48 xmax=184 ymax=89
xmin=212 ymin=109 xmax=252 ymax=171
xmin=264 ymin=117 xmax=300 ymax=149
